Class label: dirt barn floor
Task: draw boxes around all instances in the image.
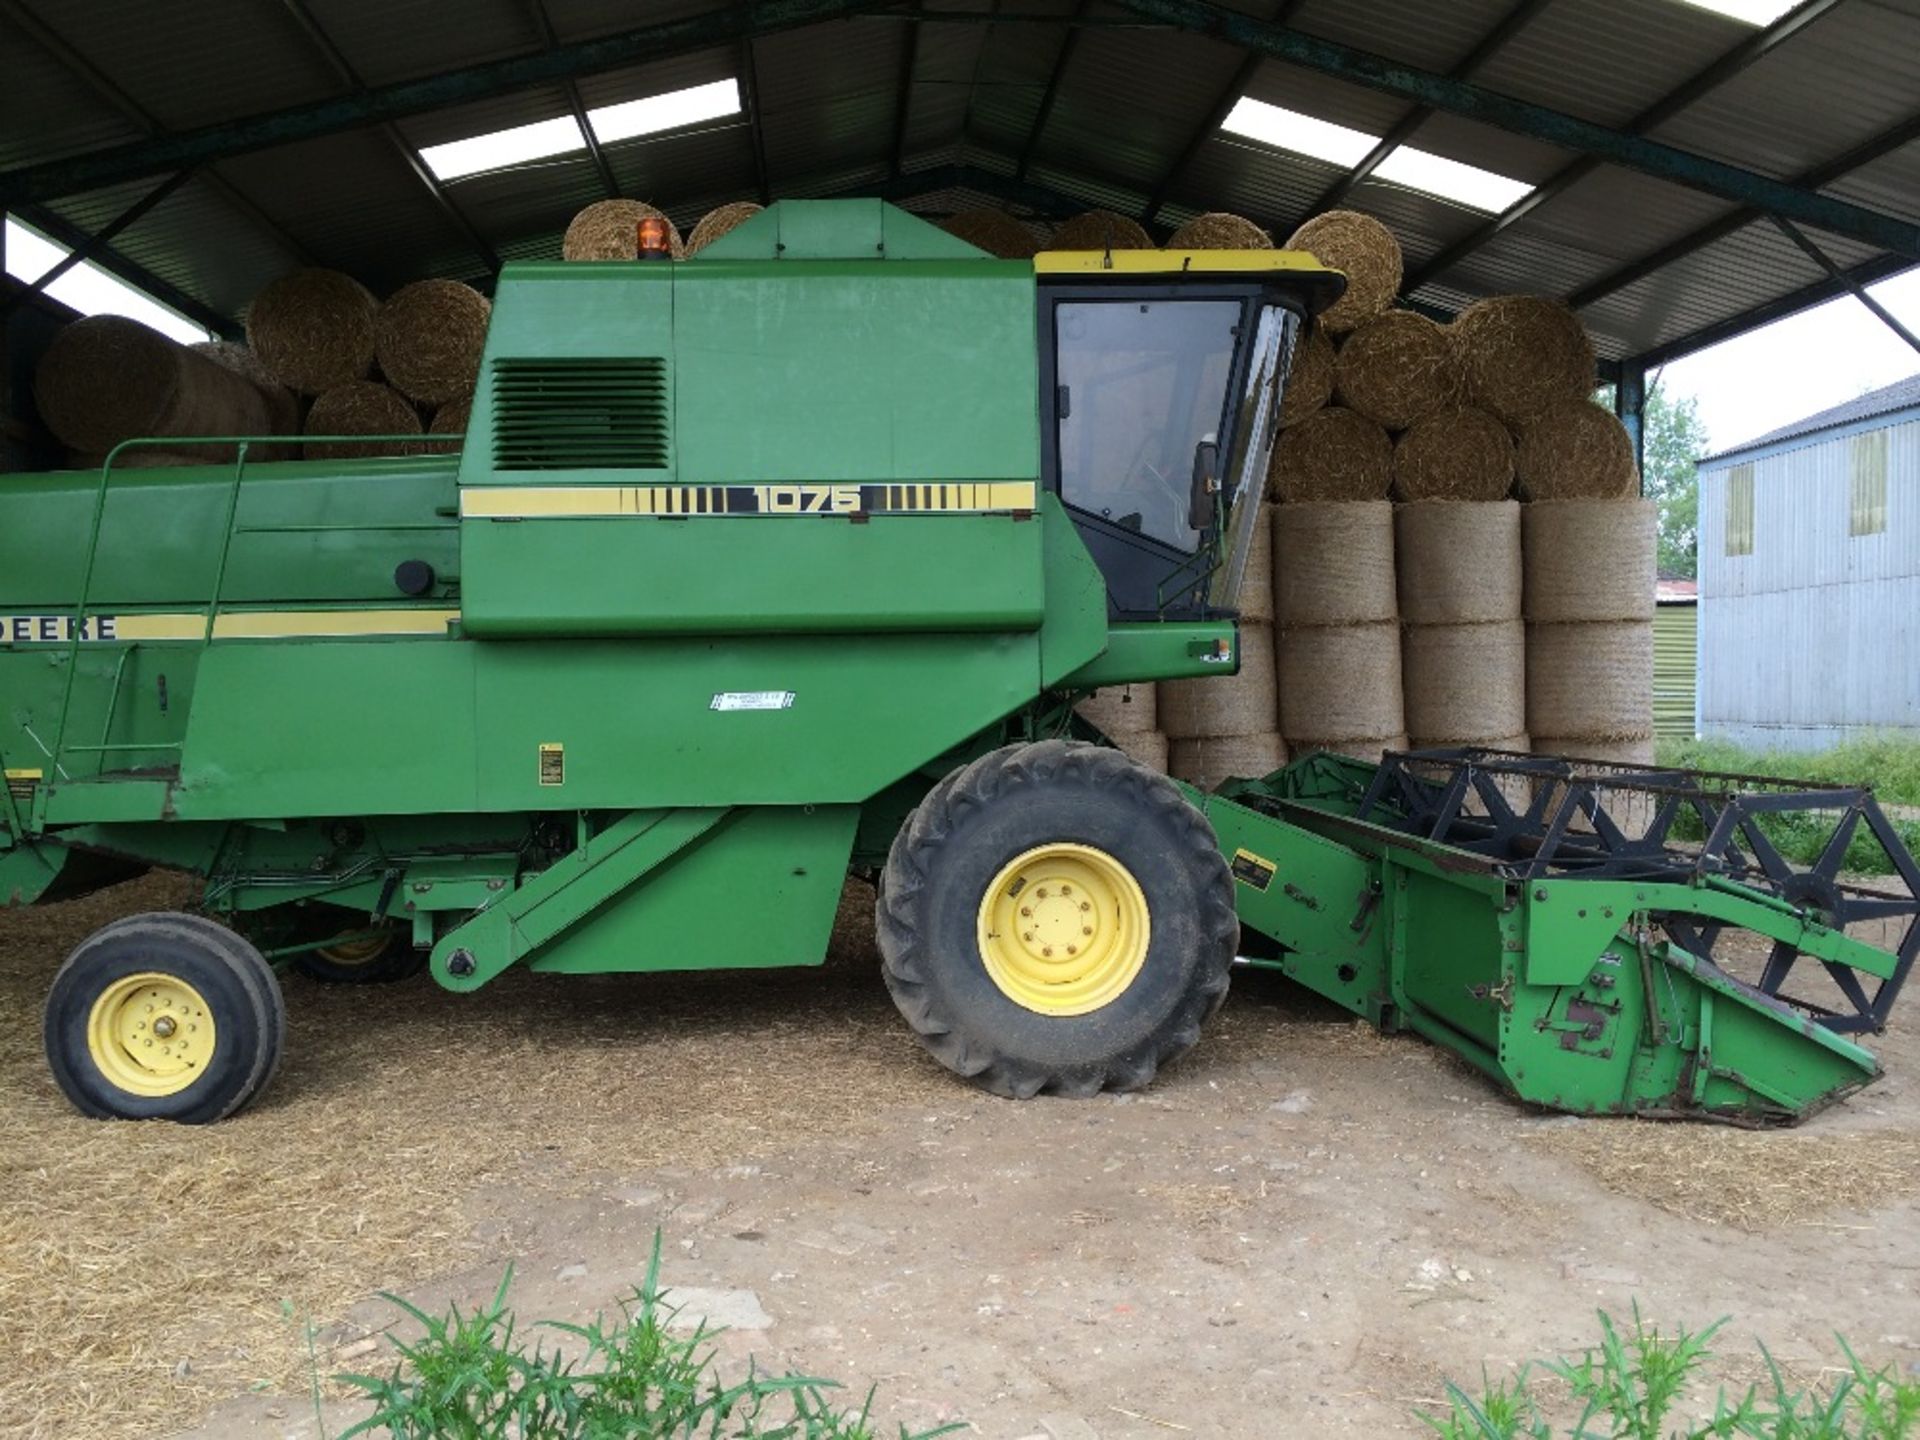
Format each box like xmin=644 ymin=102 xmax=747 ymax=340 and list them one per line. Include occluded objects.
xmin=2 ymin=873 xmax=1917 ymax=1439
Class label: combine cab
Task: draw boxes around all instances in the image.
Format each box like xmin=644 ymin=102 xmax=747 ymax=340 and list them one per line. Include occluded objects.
xmin=2 ymin=200 xmax=1912 ymax=1125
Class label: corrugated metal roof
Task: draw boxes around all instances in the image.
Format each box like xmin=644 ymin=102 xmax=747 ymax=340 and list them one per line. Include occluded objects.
xmin=1704 ymin=372 xmax=1920 ymax=462
xmin=1 ymin=0 xmax=1915 ymax=371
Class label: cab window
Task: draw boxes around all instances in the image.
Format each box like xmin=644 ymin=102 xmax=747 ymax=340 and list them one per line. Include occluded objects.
xmin=1054 ymin=299 xmax=1241 ymax=552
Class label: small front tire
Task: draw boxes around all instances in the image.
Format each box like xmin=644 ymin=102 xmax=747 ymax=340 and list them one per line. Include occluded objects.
xmin=44 ymin=913 xmax=282 ymax=1123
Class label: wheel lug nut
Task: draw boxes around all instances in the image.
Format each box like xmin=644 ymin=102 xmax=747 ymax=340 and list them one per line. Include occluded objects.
xmin=1061 ymin=885 xmax=1072 ymax=895
xmin=1020 ymin=907 xmax=1032 ymax=917
xmin=1079 ymin=901 xmax=1090 ymax=912
xmin=1082 ymin=927 xmax=1093 ymax=936
xmin=1042 ymin=947 xmax=1053 ymax=957
xmin=1067 ymin=945 xmax=1078 ymax=955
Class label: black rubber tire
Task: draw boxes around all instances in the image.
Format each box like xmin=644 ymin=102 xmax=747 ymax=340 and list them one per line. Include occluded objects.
xmin=292 ymin=923 xmax=425 ymax=985
xmin=88 ymin=910 xmax=287 ymax=1101
xmin=43 ymin=912 xmax=282 ymax=1123
xmin=877 ymin=740 xmax=1237 ymax=1098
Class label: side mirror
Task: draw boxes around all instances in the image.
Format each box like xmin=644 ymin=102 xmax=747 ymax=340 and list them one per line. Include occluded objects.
xmin=1189 ymin=438 xmax=1219 ymax=532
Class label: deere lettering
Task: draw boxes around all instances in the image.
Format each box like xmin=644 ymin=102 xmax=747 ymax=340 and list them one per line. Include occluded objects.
xmin=3 ymin=615 xmax=117 ymax=643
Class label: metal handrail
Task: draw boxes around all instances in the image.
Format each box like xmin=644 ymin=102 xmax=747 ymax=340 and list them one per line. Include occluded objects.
xmin=41 ymin=432 xmax=436 ymax=788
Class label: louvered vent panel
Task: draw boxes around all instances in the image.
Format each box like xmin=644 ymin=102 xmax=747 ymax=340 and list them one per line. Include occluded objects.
xmin=492 ymin=358 xmax=669 ymax=470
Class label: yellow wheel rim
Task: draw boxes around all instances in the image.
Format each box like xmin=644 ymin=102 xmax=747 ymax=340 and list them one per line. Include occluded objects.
xmin=85 ymin=972 xmax=217 ymax=1098
xmin=976 ymin=842 xmax=1151 ymax=1017
xmin=316 ymin=931 xmax=392 ymax=966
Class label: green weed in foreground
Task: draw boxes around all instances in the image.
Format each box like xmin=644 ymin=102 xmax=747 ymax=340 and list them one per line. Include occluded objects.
xmin=1423 ymin=1305 xmax=1920 ymax=1439
xmin=316 ymin=1236 xmax=961 ymax=1440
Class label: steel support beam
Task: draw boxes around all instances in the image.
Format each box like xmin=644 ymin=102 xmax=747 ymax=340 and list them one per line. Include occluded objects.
xmin=277 ymin=0 xmax=502 ymax=275
xmin=890 ymin=13 xmax=923 ymax=179
xmin=1301 ymin=0 xmax=1550 ymax=224
xmin=0 ymin=170 xmax=194 ymax=317
xmin=1626 ymin=253 xmax=1915 ymax=372
xmin=9 ymin=205 xmax=239 ymax=337
xmin=0 ymin=0 xmax=316 ymax=271
xmin=527 ymin=0 xmax=620 ymax=199
xmin=1613 ymin=361 xmax=1647 ymax=483
xmin=1569 ymin=109 xmax=1920 ymax=313
xmin=1014 ymin=0 xmax=1090 ymax=182
xmin=1106 ymin=0 xmax=1920 ymax=259
xmin=1772 ymin=218 xmax=1920 ymax=357
xmin=1405 ymin=0 xmax=1846 ymax=292
xmin=1137 ymin=0 xmax=1308 ymax=229
xmin=740 ymin=34 xmax=774 ymax=203
xmin=0 ymin=0 xmax=900 ymax=207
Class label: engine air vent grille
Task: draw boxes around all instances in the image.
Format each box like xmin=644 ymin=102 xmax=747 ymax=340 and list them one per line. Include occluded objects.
xmin=492 ymin=357 xmax=669 ymax=471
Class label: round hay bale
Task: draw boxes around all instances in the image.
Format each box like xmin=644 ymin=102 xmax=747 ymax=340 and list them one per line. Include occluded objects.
xmin=1522 ymin=498 xmax=1657 ymax=622
xmin=1453 ymin=295 xmax=1594 ymax=424
xmin=422 ymin=395 xmax=471 ymax=454
xmin=686 ymin=201 xmax=763 ymax=255
xmin=1268 ymin=407 xmax=1392 ymax=502
xmin=1076 ymin=683 xmax=1158 ymax=737
xmin=65 ymin=448 xmax=203 ymax=470
xmin=1285 ymin=210 xmax=1402 ymax=334
xmin=34 ymin=315 xmax=277 ymax=461
xmin=1237 ymin=508 xmax=1275 ymax=624
xmin=1516 ymin=400 xmax=1639 ymax=500
xmin=303 ymin=380 xmax=424 ymax=461
xmin=1169 ymin=732 xmax=1287 ymax=790
xmin=1166 ymin=212 xmax=1272 ymax=250
xmin=373 ymin=280 xmax=490 ymax=406
xmin=1392 ymin=405 xmax=1514 ymax=502
xmin=188 ymin=339 xmax=302 ymax=458
xmin=1531 ymin=735 xmax=1655 ymax=767
xmin=1394 ymin=500 xmax=1522 ymax=625
xmin=1278 ymin=325 xmax=1336 ymax=428
xmin=1112 ymin=729 xmax=1170 ymax=773
xmin=1272 ymin=501 xmax=1397 ymax=626
xmin=936 ymin=208 xmax=1039 ymax=259
xmin=1160 ymin=622 xmax=1277 ymax=739
xmin=1334 ymin=310 xmax=1458 ymax=430
xmin=1401 ymin=620 xmax=1526 ymax=742
xmin=1525 ymin=620 xmax=1654 ymax=740
xmin=1276 ymin=622 xmax=1404 ymax=742
xmin=1049 ymin=209 xmax=1154 ymax=251
xmin=562 ymin=199 xmax=686 ymax=261
xmin=244 ymin=268 xmax=378 ymax=394
xmin=1289 ymin=735 xmax=1409 ymax=764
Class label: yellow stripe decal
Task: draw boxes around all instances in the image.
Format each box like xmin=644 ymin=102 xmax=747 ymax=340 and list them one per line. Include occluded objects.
xmin=460 ymin=482 xmax=1038 ymax=519
xmin=1 ymin=611 xmax=459 ymax=644
xmin=4 ymin=768 xmax=43 ymax=781
xmin=1033 ymin=248 xmax=1340 ymax=278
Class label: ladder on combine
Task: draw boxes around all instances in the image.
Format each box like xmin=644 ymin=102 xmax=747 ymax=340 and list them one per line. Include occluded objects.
xmin=1191 ymin=747 xmax=1920 ymax=1125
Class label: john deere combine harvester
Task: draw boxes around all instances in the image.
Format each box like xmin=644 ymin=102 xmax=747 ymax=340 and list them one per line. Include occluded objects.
xmin=2 ymin=201 xmax=1914 ymax=1125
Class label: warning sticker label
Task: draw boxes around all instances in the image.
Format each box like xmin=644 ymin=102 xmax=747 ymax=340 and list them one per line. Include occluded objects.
xmin=1230 ymin=848 xmax=1277 ymax=892
xmin=710 ymin=691 xmax=796 ymax=712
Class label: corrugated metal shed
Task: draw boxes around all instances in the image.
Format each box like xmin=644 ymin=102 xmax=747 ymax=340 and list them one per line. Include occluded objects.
xmin=1697 ymin=409 xmax=1920 ymax=749
xmin=0 ymin=0 xmax=1915 ymax=372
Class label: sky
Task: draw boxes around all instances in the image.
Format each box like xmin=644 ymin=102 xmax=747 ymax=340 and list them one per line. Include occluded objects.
xmin=1657 ymin=267 xmax=1920 ymax=456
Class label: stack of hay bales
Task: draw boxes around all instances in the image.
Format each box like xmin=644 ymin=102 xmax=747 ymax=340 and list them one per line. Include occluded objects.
xmin=1168 ymin=212 xmax=1273 ymax=250
xmin=1272 ymin=500 xmax=1404 ymax=761
xmin=1162 ymin=518 xmax=1282 ymax=785
xmin=374 ymin=279 xmax=489 ymax=407
xmin=1396 ymin=500 xmax=1528 ymax=754
xmin=1076 ymin=685 xmax=1167 ymax=772
xmin=33 ymin=315 xmax=281 ymax=465
xmin=303 ymin=381 xmax=425 ymax=460
xmin=246 ymin=268 xmax=378 ymax=394
xmin=1523 ymin=499 xmax=1658 ymax=764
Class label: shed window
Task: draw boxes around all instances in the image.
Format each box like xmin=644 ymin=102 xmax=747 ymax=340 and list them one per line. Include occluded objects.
xmin=1850 ymin=430 xmax=1889 ymax=537
xmin=1725 ymin=463 xmax=1754 ymax=557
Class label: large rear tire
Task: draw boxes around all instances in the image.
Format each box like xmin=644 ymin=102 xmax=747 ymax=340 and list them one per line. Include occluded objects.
xmin=43 ymin=913 xmax=282 ymax=1123
xmin=878 ymin=740 xmax=1236 ymax=1097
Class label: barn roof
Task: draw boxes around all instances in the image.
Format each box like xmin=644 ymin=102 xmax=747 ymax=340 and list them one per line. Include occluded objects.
xmin=2 ymin=0 xmax=1917 ymax=382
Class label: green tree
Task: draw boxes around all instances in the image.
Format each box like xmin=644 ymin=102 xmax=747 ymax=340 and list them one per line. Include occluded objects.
xmin=1641 ymin=382 xmax=1708 ymax=579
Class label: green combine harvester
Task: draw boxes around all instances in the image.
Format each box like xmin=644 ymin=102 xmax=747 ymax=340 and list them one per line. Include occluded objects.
xmin=2 ymin=201 xmax=1913 ymax=1126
